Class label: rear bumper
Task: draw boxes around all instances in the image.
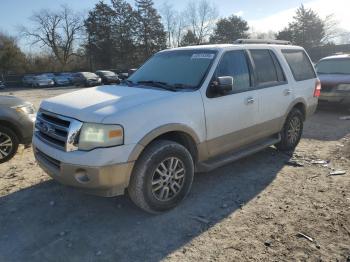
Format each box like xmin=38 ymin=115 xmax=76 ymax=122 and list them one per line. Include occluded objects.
xmin=319 ymin=92 xmax=350 ymax=104
xmin=34 ymin=146 xmax=134 ymax=197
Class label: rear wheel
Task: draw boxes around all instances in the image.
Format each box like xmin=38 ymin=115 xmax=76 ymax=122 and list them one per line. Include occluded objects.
xmin=0 ymin=126 xmax=19 ymax=164
xmin=128 ymin=140 xmax=194 ymax=213
xmin=276 ymin=108 xmax=304 ymax=151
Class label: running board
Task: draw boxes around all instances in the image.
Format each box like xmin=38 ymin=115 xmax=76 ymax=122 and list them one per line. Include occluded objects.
xmin=196 ymin=135 xmax=281 ymax=172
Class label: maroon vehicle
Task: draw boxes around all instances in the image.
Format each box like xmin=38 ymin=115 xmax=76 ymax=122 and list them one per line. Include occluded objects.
xmin=316 ymin=54 xmax=350 ymax=105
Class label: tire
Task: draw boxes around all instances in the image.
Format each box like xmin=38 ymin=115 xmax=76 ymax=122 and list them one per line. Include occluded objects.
xmin=128 ymin=140 xmax=194 ymax=214
xmin=0 ymin=126 xmax=19 ymax=164
xmin=275 ymin=108 xmax=304 ymax=151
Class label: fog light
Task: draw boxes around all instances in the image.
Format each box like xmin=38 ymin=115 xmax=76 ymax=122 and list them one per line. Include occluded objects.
xmin=75 ymin=169 xmax=90 ymax=183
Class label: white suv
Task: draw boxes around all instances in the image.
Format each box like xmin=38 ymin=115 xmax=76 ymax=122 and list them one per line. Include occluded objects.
xmin=33 ymin=40 xmax=319 ymax=213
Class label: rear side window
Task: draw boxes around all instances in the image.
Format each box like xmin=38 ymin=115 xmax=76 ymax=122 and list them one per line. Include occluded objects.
xmin=282 ymin=50 xmax=316 ymax=81
xmin=250 ymin=49 xmax=285 ymax=86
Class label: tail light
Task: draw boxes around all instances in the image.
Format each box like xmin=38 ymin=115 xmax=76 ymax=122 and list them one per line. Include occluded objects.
xmin=314 ymin=79 xmax=321 ymax=97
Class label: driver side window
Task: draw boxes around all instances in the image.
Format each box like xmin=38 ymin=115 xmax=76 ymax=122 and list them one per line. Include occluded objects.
xmin=215 ymin=50 xmax=251 ymax=94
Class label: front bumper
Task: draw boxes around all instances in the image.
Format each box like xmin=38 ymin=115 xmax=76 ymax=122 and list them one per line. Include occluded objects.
xmin=33 ymin=136 xmax=139 ymax=197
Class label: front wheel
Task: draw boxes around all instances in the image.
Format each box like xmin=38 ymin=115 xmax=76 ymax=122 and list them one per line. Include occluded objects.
xmin=128 ymin=140 xmax=194 ymax=213
xmin=275 ymin=108 xmax=304 ymax=151
xmin=0 ymin=126 xmax=19 ymax=164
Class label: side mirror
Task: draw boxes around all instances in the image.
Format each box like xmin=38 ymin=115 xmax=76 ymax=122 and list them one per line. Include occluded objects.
xmin=213 ymin=76 xmax=234 ymax=94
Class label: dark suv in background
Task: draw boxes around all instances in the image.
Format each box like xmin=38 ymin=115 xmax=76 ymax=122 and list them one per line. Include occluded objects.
xmin=0 ymin=96 xmax=35 ymax=163
xmin=95 ymin=70 xmax=120 ymax=85
xmin=72 ymin=72 xmax=102 ymax=87
xmin=316 ymin=54 xmax=350 ymax=106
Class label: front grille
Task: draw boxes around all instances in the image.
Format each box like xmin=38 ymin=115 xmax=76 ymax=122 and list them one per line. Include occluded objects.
xmin=35 ymin=148 xmax=61 ymax=170
xmin=35 ymin=110 xmax=82 ymax=151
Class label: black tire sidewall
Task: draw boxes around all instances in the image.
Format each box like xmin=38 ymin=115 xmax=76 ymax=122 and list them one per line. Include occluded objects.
xmin=0 ymin=126 xmax=19 ymax=164
xmin=130 ymin=140 xmax=194 ymax=213
xmin=280 ymin=109 xmax=304 ymax=150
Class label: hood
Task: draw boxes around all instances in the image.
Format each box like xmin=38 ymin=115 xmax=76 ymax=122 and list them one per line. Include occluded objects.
xmin=40 ymin=85 xmax=176 ymax=123
xmin=318 ymin=74 xmax=350 ymax=85
xmin=0 ymin=95 xmax=29 ymax=107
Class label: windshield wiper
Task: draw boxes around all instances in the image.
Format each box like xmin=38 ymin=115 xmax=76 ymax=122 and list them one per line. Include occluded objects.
xmin=137 ymin=80 xmax=177 ymax=91
xmin=121 ymin=79 xmax=135 ymax=86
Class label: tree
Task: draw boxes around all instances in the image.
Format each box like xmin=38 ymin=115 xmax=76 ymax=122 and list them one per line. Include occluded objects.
xmin=180 ymin=30 xmax=199 ymax=46
xmin=276 ymin=5 xmax=325 ymax=49
xmin=21 ymin=5 xmax=83 ymax=69
xmin=135 ymin=0 xmax=166 ymax=60
xmin=210 ymin=15 xmax=249 ymax=44
xmin=85 ymin=1 xmax=115 ymax=70
xmin=111 ymin=0 xmax=139 ymax=69
xmin=0 ymin=33 xmax=26 ymax=78
xmin=161 ymin=2 xmax=177 ymax=48
xmin=186 ymin=0 xmax=218 ymax=44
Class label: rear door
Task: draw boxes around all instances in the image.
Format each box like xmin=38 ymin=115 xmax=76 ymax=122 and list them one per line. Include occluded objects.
xmin=202 ymin=49 xmax=259 ymax=157
xmin=247 ymin=48 xmax=292 ymax=138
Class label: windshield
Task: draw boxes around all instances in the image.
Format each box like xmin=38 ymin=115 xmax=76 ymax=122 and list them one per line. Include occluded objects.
xmin=128 ymin=50 xmax=217 ymax=89
xmin=316 ymin=59 xmax=350 ymax=74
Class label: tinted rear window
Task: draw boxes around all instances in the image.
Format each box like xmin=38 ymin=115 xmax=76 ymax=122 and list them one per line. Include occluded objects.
xmin=316 ymin=58 xmax=350 ymax=74
xmin=282 ymin=50 xmax=316 ymax=81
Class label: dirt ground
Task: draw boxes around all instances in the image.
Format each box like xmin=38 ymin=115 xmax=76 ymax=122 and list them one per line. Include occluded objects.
xmin=0 ymin=87 xmax=349 ymax=262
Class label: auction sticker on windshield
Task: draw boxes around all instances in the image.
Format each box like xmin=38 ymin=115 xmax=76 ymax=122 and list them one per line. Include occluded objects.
xmin=191 ymin=53 xmax=215 ymax=59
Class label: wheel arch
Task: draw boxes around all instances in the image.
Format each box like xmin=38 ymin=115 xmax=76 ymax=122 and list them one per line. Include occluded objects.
xmin=128 ymin=124 xmax=202 ymax=164
xmin=0 ymin=120 xmax=22 ymax=142
xmin=285 ymin=98 xmax=307 ymax=121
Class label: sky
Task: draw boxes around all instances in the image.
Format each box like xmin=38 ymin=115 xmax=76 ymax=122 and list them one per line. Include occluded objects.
xmin=0 ymin=0 xmax=348 ymax=51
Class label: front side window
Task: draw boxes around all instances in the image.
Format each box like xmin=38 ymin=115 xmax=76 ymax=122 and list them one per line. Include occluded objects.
xmin=282 ymin=50 xmax=316 ymax=81
xmin=214 ymin=50 xmax=251 ymax=93
xmin=250 ymin=49 xmax=281 ymax=85
xmin=129 ymin=50 xmax=217 ymax=89
xmin=316 ymin=59 xmax=350 ymax=75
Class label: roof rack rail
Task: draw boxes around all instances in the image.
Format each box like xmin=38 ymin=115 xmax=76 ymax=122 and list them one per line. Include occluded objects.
xmin=234 ymin=39 xmax=291 ymax=45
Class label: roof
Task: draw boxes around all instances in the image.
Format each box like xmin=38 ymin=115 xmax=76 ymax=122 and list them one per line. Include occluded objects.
xmin=319 ymin=54 xmax=350 ymax=61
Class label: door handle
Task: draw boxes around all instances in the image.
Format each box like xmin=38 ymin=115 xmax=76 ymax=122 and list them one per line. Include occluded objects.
xmin=284 ymin=89 xmax=292 ymax=95
xmin=246 ymin=97 xmax=255 ymax=104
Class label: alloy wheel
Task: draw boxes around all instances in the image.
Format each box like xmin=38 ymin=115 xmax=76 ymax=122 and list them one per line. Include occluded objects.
xmin=0 ymin=132 xmax=13 ymax=160
xmin=151 ymin=157 xmax=186 ymax=201
xmin=287 ymin=116 xmax=301 ymax=145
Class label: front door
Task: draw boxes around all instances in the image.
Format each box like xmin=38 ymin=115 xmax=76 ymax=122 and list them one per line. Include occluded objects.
xmin=201 ymin=50 xmax=259 ymax=158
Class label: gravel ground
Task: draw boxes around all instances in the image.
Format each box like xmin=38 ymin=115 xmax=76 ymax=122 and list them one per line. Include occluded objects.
xmin=0 ymin=87 xmax=349 ymax=262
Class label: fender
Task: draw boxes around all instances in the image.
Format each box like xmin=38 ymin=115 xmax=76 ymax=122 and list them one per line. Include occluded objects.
xmin=127 ymin=123 xmax=203 ymax=162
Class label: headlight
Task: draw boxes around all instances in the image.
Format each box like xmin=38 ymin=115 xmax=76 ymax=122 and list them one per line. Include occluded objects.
xmin=337 ymin=84 xmax=350 ymax=91
xmin=78 ymin=123 xmax=124 ymax=150
xmin=12 ymin=103 xmax=36 ymax=115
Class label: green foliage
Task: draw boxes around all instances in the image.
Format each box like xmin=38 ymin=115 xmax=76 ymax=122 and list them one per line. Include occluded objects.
xmin=210 ymin=15 xmax=249 ymax=44
xmin=84 ymin=0 xmax=166 ymax=70
xmin=135 ymin=0 xmax=167 ymax=59
xmin=180 ymin=30 xmax=199 ymax=47
xmin=276 ymin=5 xmax=325 ymax=49
xmin=0 ymin=34 xmax=26 ymax=76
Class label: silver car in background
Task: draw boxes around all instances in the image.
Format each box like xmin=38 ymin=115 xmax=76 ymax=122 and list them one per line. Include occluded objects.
xmin=31 ymin=75 xmax=55 ymax=88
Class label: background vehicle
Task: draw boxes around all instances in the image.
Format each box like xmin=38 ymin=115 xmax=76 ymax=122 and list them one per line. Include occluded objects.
xmin=95 ymin=70 xmax=120 ymax=85
xmin=33 ymin=42 xmax=318 ymax=213
xmin=53 ymin=75 xmax=70 ymax=86
xmin=0 ymin=96 xmax=35 ymax=163
xmin=22 ymin=75 xmax=36 ymax=87
xmin=31 ymin=75 xmax=55 ymax=88
xmin=72 ymin=72 xmax=101 ymax=87
xmin=316 ymin=54 xmax=350 ymax=105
